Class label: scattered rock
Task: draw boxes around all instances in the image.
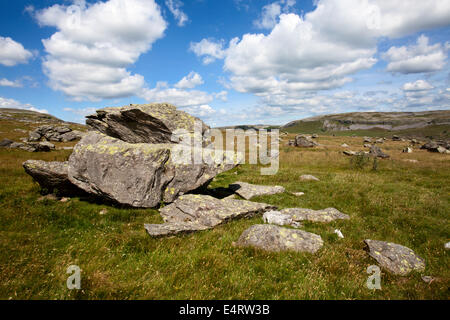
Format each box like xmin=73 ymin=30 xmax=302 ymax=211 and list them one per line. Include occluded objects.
xmin=99 ymin=208 xmax=108 ymax=215
xmin=369 ymin=145 xmax=390 ymax=158
xmin=236 ymin=224 xmax=323 ymax=253
xmin=280 ymin=207 xmax=349 ymax=223
xmin=392 ymin=135 xmax=401 ymax=141
xmin=291 ymin=192 xmax=305 ymax=196
xmin=421 ymin=276 xmax=434 ymax=284
xmin=341 ymin=143 xmax=349 ymax=148
xmin=445 ymin=242 xmax=450 ymax=250
xmin=311 ymin=134 xmax=318 ymax=138
xmin=363 ymin=143 xmax=372 ymax=148
xmin=364 ymin=239 xmax=425 ymax=276
xmin=402 ymin=159 xmax=418 ymax=163
xmin=37 ymin=194 xmax=59 ymax=201
xmin=262 ymin=210 xmax=302 ymax=228
xmin=343 ymin=150 xmax=357 ymax=156
xmin=60 ymin=197 xmax=70 ymax=203
xmin=294 ymin=135 xmax=318 ymax=147
xmin=287 ymin=139 xmax=296 ymax=146
xmin=23 ymin=160 xmax=82 ymax=195
xmin=0 ymin=138 xmax=14 ymax=147
xmin=375 ymin=138 xmax=383 ymax=144
xmin=228 ymin=181 xmax=285 ymax=200
xmin=402 ymin=147 xmax=412 ymax=153
xmin=300 ymin=174 xmax=320 ymax=181
xmin=363 ymin=137 xmax=372 ymax=143
xmin=145 ymin=194 xmax=276 ymax=237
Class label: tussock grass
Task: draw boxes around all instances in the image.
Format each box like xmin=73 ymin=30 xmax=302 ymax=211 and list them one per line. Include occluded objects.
xmin=0 ymin=134 xmax=449 ymax=299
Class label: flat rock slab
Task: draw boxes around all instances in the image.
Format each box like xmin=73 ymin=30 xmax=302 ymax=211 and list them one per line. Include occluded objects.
xmin=145 ymin=194 xmax=276 ymax=237
xmin=280 ymin=207 xmax=349 ymax=223
xmin=229 ymin=181 xmax=285 ymax=200
xmin=364 ymin=239 xmax=425 ymax=276
xmin=236 ymin=224 xmax=323 ymax=253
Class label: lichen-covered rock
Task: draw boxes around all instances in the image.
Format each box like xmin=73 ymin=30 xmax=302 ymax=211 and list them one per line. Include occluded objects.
xmin=68 ymin=132 xmax=237 ymax=207
xmin=364 ymin=239 xmax=425 ymax=276
xmin=262 ymin=210 xmax=302 ymax=228
xmin=145 ymin=194 xmax=276 ymax=237
xmin=85 ymin=103 xmax=209 ymax=144
xmin=27 ymin=125 xmax=83 ymax=142
xmin=343 ymin=150 xmax=357 ymax=156
xmin=228 ymin=181 xmax=285 ymax=200
xmin=23 ymin=160 xmax=81 ymax=194
xmin=236 ymin=224 xmax=323 ymax=253
xmin=280 ymin=207 xmax=349 ymax=223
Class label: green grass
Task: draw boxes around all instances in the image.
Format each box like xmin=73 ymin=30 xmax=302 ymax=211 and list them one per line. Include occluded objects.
xmin=0 ymin=133 xmax=449 ymax=299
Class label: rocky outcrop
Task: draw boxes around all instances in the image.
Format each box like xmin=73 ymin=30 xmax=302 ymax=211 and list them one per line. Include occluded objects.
xmin=364 ymin=240 xmax=425 ymax=276
xmin=145 ymin=194 xmax=276 ymax=237
xmin=228 ymin=181 xmax=285 ymax=200
xmin=421 ymin=141 xmax=450 ymax=153
xmin=28 ymin=125 xmax=83 ymax=142
xmin=236 ymin=224 xmax=323 ymax=253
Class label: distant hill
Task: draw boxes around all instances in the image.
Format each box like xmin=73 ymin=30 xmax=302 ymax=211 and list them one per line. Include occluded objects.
xmin=281 ymin=110 xmax=450 ymax=138
xmin=0 ymin=108 xmax=86 ymax=142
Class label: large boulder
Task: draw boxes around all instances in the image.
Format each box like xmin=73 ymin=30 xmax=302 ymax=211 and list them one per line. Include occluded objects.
xmin=23 ymin=160 xmax=81 ymax=194
xmin=236 ymin=224 xmax=323 ymax=253
xmin=85 ymin=103 xmax=209 ymax=144
xmin=364 ymin=239 xmax=425 ymax=275
xmin=294 ymin=135 xmax=318 ymax=148
xmin=67 ymin=131 xmax=237 ymax=207
xmin=145 ymin=194 xmax=276 ymax=237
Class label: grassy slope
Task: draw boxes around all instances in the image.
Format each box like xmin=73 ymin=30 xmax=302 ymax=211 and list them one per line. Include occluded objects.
xmin=1 ymin=126 xmax=449 ymax=299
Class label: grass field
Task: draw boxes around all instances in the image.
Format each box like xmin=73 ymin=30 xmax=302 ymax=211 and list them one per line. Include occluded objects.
xmin=0 ymin=127 xmax=449 ymax=299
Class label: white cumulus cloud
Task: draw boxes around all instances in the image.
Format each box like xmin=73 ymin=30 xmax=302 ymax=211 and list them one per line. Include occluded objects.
xmin=189 ymin=39 xmax=226 ymax=64
xmin=383 ymin=35 xmax=448 ymax=74
xmin=254 ymin=0 xmax=296 ymax=30
xmin=402 ymin=80 xmax=434 ymax=91
xmin=0 ymin=36 xmax=33 ymax=66
xmin=174 ymin=71 xmax=203 ymax=89
xmin=0 ymin=78 xmax=22 ymax=88
xmin=36 ymin=0 xmax=167 ymax=101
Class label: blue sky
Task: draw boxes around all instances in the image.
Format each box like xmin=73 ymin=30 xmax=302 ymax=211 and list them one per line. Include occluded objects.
xmin=0 ymin=0 xmax=449 ymax=126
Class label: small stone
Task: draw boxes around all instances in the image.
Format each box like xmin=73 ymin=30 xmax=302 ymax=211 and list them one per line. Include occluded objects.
xmin=343 ymin=150 xmax=357 ymax=156
xmin=292 ymin=192 xmax=304 ymax=196
xmin=421 ymin=276 xmax=434 ymax=284
xmin=262 ymin=210 xmax=302 ymax=228
xmin=99 ymin=208 xmax=108 ymax=215
xmin=402 ymin=147 xmax=412 ymax=153
xmin=60 ymin=197 xmax=70 ymax=203
xmin=402 ymin=159 xmax=418 ymax=163
xmin=37 ymin=194 xmax=59 ymax=201
xmin=341 ymin=143 xmax=349 ymax=148
xmin=300 ymin=174 xmax=320 ymax=181
xmin=445 ymin=242 xmax=450 ymax=250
